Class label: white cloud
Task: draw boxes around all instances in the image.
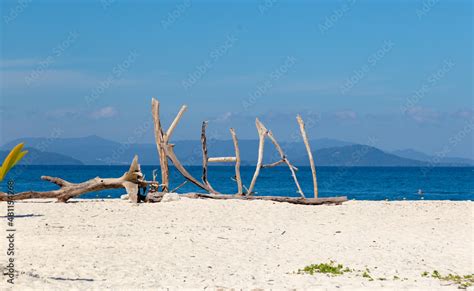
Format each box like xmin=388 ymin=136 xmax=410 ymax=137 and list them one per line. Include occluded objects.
xmin=404 ymin=106 xmax=441 ymax=124
xmin=333 ymin=110 xmax=357 ymax=120
xmin=0 ymin=69 xmax=100 ymax=89
xmin=0 ymin=68 xmax=139 ymax=90
xmin=452 ymin=109 xmax=474 ymax=120
xmin=91 ymin=106 xmax=118 ymax=119
xmin=211 ymin=111 xmax=233 ymax=123
xmin=0 ymin=58 xmax=41 ymax=69
xmin=45 ymin=108 xmax=81 ymax=119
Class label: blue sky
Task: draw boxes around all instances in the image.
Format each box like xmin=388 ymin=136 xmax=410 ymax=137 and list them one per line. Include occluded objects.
xmin=0 ymin=0 xmax=472 ymax=158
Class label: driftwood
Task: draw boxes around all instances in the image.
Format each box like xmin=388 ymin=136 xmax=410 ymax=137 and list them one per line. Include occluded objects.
xmin=297 ymin=115 xmax=318 ymax=198
xmin=165 ymin=144 xmax=213 ymax=192
xmin=247 ymin=118 xmax=305 ymax=198
xmin=142 ymin=192 xmax=347 ymax=205
xmin=247 ymin=119 xmax=267 ymax=195
xmin=151 ymin=100 xmax=325 ymax=203
xmin=152 ymin=100 xmax=245 ymax=195
xmin=0 ymin=99 xmax=347 ymax=206
xmin=171 ymin=180 xmax=188 ymax=192
xmin=200 ymin=121 xmax=243 ymax=194
xmin=0 ymin=156 xmax=149 ymax=203
xmin=152 ymin=99 xmax=188 ymax=192
xmin=152 ymin=98 xmax=215 ymax=193
xmin=181 ymin=193 xmax=347 ymax=205
xmin=151 ymin=99 xmax=170 ymax=192
xmin=201 ymin=121 xmax=217 ymax=193
xmin=266 ymin=130 xmax=304 ymax=198
xmin=208 ymin=157 xmax=237 ymax=162
xmin=230 ymin=128 xmax=243 ymax=195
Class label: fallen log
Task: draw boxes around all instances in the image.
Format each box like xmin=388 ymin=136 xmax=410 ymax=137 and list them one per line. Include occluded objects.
xmin=0 ymin=156 xmax=149 ymax=203
xmin=181 ymin=193 xmax=347 ymax=205
xmin=142 ymin=191 xmax=347 ymax=205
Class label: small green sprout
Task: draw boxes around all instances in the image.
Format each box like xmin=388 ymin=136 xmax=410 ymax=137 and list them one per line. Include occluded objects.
xmin=297 ymin=262 xmax=351 ymax=276
xmin=422 ymin=270 xmax=474 ymax=289
xmin=362 ymin=271 xmax=373 ymax=281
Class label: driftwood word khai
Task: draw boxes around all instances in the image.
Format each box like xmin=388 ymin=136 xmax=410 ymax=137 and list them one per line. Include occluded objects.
xmin=0 ymin=98 xmax=347 ymax=205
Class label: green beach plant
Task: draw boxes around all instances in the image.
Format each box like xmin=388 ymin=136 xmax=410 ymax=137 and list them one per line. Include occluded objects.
xmin=427 ymin=270 xmax=474 ymax=289
xmin=297 ymin=261 xmax=350 ymax=276
xmin=362 ymin=271 xmax=373 ymax=281
xmin=0 ymin=143 xmax=28 ymax=181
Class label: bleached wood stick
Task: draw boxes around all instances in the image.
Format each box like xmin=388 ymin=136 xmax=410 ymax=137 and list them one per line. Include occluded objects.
xmin=208 ymin=157 xmax=237 ymax=163
xmin=230 ymin=128 xmax=243 ymax=195
xmin=165 ymin=144 xmax=217 ymax=193
xmin=166 ymin=105 xmax=187 ymax=141
xmin=297 ymin=115 xmax=318 ymax=198
xmin=201 ymin=121 xmax=217 ymax=193
xmin=42 ymin=176 xmax=72 ymax=187
xmin=262 ymin=159 xmax=298 ymax=170
xmin=151 ymin=98 xmax=170 ymax=192
xmin=262 ymin=159 xmax=284 ymax=168
xmin=247 ymin=118 xmax=267 ymax=196
xmin=182 ymin=193 xmax=347 ymax=205
xmin=171 ymin=180 xmax=188 ymax=193
xmin=266 ymin=130 xmax=305 ymax=198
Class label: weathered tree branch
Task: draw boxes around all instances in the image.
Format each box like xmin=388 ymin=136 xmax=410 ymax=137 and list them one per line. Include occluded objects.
xmin=42 ymin=176 xmax=72 ymax=187
xmin=297 ymin=115 xmax=318 ymax=198
xmin=165 ymin=144 xmax=216 ymax=193
xmin=181 ymin=193 xmax=347 ymax=205
xmin=0 ymin=156 xmax=146 ymax=203
xmin=201 ymin=121 xmax=217 ymax=193
xmin=247 ymin=118 xmax=267 ymax=195
xmin=262 ymin=159 xmax=285 ymax=168
xmin=230 ymin=128 xmax=243 ymax=195
xmin=199 ymin=120 xmax=242 ymax=195
xmin=152 ymin=99 xmax=217 ymax=194
xmin=266 ymin=130 xmax=305 ymax=198
xmin=171 ymin=180 xmax=188 ymax=193
xmin=207 ymin=157 xmax=237 ymax=163
xmin=152 ymin=98 xmax=170 ymax=192
xmin=166 ymin=105 xmax=187 ymax=142
xmin=247 ymin=118 xmax=305 ymax=198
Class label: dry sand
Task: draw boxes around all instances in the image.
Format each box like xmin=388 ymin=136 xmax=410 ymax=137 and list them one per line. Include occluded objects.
xmin=0 ymin=199 xmax=472 ymax=290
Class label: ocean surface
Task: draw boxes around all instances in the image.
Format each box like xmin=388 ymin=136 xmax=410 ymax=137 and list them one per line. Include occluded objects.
xmin=1 ymin=166 xmax=473 ymax=201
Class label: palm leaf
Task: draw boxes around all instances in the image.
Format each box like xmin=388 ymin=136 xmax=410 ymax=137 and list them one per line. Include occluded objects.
xmin=12 ymin=150 xmax=28 ymax=168
xmin=0 ymin=143 xmax=25 ymax=181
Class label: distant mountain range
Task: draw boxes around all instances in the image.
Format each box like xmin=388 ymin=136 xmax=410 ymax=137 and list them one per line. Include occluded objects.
xmin=1 ymin=135 xmax=473 ymax=167
xmin=392 ymin=149 xmax=474 ymax=166
xmin=0 ymin=148 xmax=83 ymax=165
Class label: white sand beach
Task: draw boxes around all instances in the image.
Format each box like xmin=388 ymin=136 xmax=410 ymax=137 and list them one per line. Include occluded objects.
xmin=1 ymin=199 xmax=472 ymax=290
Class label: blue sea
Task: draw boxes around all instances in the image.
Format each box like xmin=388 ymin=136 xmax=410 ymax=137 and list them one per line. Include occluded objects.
xmin=1 ymin=166 xmax=473 ymax=201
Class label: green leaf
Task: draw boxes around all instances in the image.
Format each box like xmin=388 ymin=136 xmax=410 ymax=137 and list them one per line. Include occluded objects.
xmin=12 ymin=150 xmax=28 ymax=168
xmin=0 ymin=143 xmax=26 ymax=181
